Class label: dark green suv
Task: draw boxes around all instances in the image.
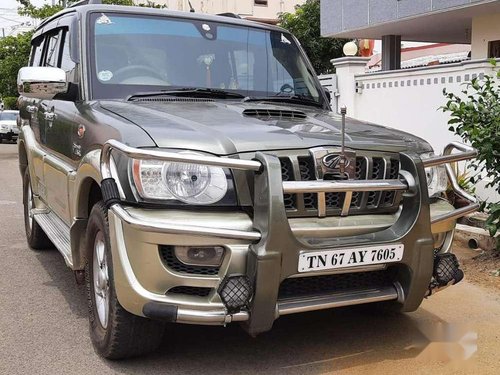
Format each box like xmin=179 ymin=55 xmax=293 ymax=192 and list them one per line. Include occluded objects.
xmin=17 ymin=1 xmax=478 ymax=359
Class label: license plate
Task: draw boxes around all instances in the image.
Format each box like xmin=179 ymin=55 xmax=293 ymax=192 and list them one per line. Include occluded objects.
xmin=298 ymin=244 xmax=404 ymax=273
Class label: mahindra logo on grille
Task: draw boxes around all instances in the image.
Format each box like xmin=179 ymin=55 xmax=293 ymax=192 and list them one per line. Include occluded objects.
xmin=310 ymin=147 xmax=356 ymax=181
xmin=322 ymin=154 xmax=349 ymax=169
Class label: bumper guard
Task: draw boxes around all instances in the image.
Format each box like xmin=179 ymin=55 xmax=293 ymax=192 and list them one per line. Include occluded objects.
xmin=100 ymin=139 xmax=478 ymax=325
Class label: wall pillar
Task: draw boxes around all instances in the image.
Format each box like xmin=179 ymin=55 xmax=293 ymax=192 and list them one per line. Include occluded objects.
xmin=381 ymin=35 xmax=401 ymax=71
xmin=330 ymin=57 xmax=370 ymax=116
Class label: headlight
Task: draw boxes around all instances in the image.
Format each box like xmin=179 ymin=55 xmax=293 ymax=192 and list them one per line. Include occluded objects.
xmin=0 ymin=124 xmax=8 ymax=130
xmin=422 ymin=153 xmax=448 ymax=198
xmin=131 ymin=155 xmax=229 ymax=205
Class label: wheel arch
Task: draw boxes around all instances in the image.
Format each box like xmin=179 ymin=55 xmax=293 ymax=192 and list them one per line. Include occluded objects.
xmin=70 ymin=150 xmax=103 ymax=270
xmin=18 ymin=140 xmax=28 ymax=177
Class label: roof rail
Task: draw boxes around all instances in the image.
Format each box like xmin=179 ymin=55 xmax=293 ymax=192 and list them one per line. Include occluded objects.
xmin=69 ymin=0 xmax=102 ymax=8
xmin=217 ymin=12 xmax=241 ymax=19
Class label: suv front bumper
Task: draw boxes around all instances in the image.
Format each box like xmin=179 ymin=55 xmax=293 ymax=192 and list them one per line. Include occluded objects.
xmin=101 ymin=141 xmax=478 ymax=333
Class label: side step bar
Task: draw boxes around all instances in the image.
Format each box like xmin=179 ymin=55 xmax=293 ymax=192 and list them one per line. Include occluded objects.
xmin=34 ymin=211 xmax=73 ymax=267
xmin=276 ymin=285 xmax=399 ymax=317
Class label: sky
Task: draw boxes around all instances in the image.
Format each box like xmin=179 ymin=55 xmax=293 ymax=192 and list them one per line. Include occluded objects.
xmin=0 ymin=0 xmax=52 ymax=36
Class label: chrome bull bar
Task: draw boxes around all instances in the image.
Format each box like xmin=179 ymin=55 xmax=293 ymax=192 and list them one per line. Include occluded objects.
xmin=422 ymin=142 xmax=479 ymax=231
xmin=99 ymin=139 xmax=478 ymax=324
xmin=101 ymin=139 xmax=479 ymax=239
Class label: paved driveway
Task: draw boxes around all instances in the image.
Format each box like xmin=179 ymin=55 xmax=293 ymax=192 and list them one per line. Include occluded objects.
xmin=0 ymin=143 xmax=498 ymax=374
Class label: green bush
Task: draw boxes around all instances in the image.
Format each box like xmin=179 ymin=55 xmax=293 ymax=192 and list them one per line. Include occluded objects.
xmin=442 ymin=60 xmax=500 ymax=247
xmin=2 ymin=96 xmax=18 ymax=110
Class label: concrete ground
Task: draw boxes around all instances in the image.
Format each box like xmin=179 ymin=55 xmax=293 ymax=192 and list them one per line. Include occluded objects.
xmin=0 ymin=142 xmax=499 ymax=375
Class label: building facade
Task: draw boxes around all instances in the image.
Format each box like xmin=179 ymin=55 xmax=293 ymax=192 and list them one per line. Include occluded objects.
xmin=321 ymin=0 xmax=500 ymax=69
xmin=135 ymin=0 xmax=305 ymax=23
xmin=318 ymin=0 xmax=500 ymax=201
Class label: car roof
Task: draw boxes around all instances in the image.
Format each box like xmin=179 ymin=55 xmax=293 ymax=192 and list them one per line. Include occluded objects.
xmin=36 ymin=4 xmax=288 ymax=34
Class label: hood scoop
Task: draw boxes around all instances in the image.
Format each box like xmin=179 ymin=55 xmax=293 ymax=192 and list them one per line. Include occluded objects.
xmin=130 ymin=97 xmax=215 ymax=103
xmin=243 ymin=108 xmax=307 ymax=120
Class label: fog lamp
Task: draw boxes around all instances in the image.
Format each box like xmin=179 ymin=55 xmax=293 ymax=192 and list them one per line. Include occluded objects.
xmin=174 ymin=246 xmax=225 ymax=267
xmin=218 ymin=275 xmax=253 ymax=313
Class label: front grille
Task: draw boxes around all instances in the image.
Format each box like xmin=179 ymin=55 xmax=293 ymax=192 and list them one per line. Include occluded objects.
xmin=279 ymin=153 xmax=401 ymax=217
xmin=280 ymin=157 xmax=297 ymax=210
xmin=298 ymin=156 xmax=318 ymax=210
xmin=278 ymin=270 xmax=395 ymax=300
xmin=167 ymin=286 xmax=212 ymax=297
xmin=159 ymin=246 xmax=220 ymax=276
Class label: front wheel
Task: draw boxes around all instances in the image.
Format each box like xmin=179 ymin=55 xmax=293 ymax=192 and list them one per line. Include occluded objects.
xmin=86 ymin=201 xmax=165 ymax=359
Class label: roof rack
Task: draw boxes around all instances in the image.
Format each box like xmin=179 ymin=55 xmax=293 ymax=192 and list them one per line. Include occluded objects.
xmin=69 ymin=0 xmax=102 ymax=8
xmin=217 ymin=13 xmax=241 ymax=19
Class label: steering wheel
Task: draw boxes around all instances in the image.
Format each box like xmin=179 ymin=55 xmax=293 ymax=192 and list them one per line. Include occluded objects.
xmin=112 ymin=65 xmax=165 ymax=82
xmin=279 ymin=83 xmax=294 ymax=94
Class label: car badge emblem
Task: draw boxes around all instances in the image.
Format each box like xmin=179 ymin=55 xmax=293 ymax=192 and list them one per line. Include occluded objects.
xmin=322 ymin=154 xmax=350 ymax=170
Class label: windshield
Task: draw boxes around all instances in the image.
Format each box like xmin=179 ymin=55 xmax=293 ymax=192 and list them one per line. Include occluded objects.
xmin=89 ymin=13 xmax=324 ymax=105
xmin=0 ymin=112 xmax=17 ymax=121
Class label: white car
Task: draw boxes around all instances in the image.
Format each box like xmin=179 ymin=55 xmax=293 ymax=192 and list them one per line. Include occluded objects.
xmin=0 ymin=110 xmax=19 ymax=143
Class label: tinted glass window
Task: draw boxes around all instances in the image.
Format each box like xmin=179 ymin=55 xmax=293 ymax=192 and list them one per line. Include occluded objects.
xmin=30 ymin=37 xmax=44 ymax=67
xmin=0 ymin=112 xmax=18 ymax=121
xmin=60 ymin=30 xmax=76 ymax=72
xmin=89 ymin=13 xmax=323 ymax=104
xmin=44 ymin=31 xmax=62 ymax=67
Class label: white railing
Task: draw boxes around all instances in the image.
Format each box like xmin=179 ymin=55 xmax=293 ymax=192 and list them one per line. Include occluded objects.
xmin=353 ymin=59 xmax=497 ymax=152
xmin=330 ymin=58 xmax=499 ymax=202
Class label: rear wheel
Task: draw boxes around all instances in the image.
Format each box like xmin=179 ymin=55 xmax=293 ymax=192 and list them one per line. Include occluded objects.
xmin=23 ymin=168 xmax=52 ymax=249
xmin=86 ymin=201 xmax=165 ymax=359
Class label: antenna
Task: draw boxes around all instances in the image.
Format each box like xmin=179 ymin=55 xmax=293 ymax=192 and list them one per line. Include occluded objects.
xmin=339 ymin=105 xmax=347 ymax=175
xmin=188 ymin=0 xmax=195 ymax=12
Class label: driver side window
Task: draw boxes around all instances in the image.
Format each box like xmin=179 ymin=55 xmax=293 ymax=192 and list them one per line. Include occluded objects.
xmin=43 ymin=30 xmax=63 ymax=68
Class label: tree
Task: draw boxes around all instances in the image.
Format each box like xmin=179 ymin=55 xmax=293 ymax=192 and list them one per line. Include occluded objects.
xmin=16 ymin=0 xmax=164 ymax=19
xmin=0 ymin=31 xmax=33 ymax=98
xmin=0 ymin=0 xmax=55 ymax=100
xmin=17 ymin=0 xmax=63 ymax=19
xmin=278 ymin=0 xmax=346 ymax=74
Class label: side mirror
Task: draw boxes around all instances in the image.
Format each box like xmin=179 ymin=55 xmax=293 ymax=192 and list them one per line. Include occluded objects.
xmin=17 ymin=67 xmax=68 ymax=100
xmin=323 ymin=88 xmax=332 ymax=103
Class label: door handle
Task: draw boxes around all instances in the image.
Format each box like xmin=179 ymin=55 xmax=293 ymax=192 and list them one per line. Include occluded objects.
xmin=26 ymin=105 xmax=37 ymax=113
xmin=44 ymin=112 xmax=57 ymax=121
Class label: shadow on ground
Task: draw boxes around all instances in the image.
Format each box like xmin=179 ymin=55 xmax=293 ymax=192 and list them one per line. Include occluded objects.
xmin=33 ymin=246 xmax=443 ymax=375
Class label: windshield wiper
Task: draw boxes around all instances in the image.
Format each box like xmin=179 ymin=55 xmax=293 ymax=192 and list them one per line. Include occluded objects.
xmin=127 ymin=88 xmax=245 ymax=101
xmin=242 ymin=94 xmax=323 ymax=108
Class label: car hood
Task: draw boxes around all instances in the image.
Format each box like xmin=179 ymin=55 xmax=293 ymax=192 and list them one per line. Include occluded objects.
xmin=99 ymin=100 xmax=432 ymax=155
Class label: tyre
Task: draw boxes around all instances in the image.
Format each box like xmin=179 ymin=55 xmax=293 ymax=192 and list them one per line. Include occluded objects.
xmin=86 ymin=201 xmax=165 ymax=359
xmin=23 ymin=168 xmax=52 ymax=249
